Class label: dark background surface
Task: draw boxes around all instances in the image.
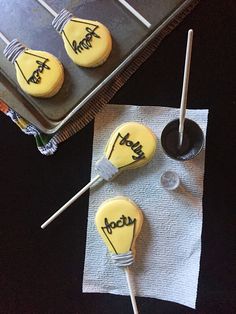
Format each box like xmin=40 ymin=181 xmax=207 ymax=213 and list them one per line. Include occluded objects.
xmin=0 ymin=0 xmax=235 ymax=313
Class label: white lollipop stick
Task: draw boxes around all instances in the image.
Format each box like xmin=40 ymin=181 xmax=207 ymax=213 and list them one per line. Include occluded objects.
xmin=41 ymin=174 xmax=101 ymax=229
xmin=178 ymin=29 xmax=193 ymax=148
xmin=36 ymin=0 xmax=58 ymax=17
xmin=0 ymin=31 xmax=10 ymax=45
xmin=118 ymin=0 xmax=151 ymax=29
xmin=125 ymin=267 xmax=139 ymax=314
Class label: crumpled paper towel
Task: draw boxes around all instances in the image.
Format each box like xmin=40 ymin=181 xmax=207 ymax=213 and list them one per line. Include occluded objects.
xmin=83 ymin=104 xmax=208 ymax=309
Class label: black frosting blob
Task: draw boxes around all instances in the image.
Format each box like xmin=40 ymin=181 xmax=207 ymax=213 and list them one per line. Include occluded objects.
xmin=161 ymin=118 xmax=204 ymax=161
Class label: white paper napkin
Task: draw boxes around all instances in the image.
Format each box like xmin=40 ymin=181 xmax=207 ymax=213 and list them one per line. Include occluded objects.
xmin=83 ymin=104 xmax=208 ymax=309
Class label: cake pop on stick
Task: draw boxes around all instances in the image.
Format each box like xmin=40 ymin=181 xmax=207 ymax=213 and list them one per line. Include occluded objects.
xmin=118 ymin=0 xmax=151 ymax=29
xmin=36 ymin=0 xmax=112 ymax=67
xmin=178 ymin=29 xmax=193 ymax=148
xmin=0 ymin=31 xmax=64 ymax=98
xmin=95 ymin=196 xmax=143 ymax=314
xmin=41 ymin=122 xmax=157 ymax=229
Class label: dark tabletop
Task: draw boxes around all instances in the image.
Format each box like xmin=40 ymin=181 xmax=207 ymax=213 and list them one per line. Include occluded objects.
xmin=0 ymin=1 xmax=235 ymax=313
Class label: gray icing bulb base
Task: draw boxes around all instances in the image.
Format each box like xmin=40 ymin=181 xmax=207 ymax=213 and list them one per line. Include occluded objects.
xmin=3 ymin=39 xmax=26 ymax=63
xmin=52 ymin=8 xmax=73 ymax=33
xmin=111 ymin=251 xmax=134 ymax=267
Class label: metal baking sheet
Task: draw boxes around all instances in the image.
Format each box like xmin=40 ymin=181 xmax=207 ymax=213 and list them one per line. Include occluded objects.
xmin=0 ymin=0 xmax=188 ymax=133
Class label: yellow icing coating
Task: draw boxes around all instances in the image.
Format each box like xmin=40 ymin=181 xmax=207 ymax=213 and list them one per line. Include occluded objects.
xmin=15 ymin=49 xmax=64 ymax=98
xmin=62 ymin=18 xmax=112 ymax=67
xmin=95 ymin=197 xmax=143 ymax=255
xmin=104 ymin=122 xmax=157 ymax=170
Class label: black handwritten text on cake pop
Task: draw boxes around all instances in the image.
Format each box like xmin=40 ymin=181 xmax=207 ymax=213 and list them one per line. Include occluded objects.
xmin=102 ymin=215 xmax=136 ymax=235
xmin=119 ymin=133 xmax=145 ymax=161
xmin=27 ymin=60 xmax=50 ymax=84
xmin=72 ymin=26 xmax=100 ymax=54
xmin=15 ymin=51 xmax=51 ymax=85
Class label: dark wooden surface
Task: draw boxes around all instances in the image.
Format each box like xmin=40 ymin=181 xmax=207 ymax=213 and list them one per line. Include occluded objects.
xmin=0 ymin=1 xmax=235 ymax=313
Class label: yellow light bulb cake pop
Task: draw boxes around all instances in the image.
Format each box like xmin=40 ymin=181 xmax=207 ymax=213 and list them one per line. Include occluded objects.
xmin=95 ymin=196 xmax=143 ymax=314
xmin=52 ymin=9 xmax=112 ymax=67
xmin=95 ymin=196 xmax=143 ymax=257
xmin=41 ymin=122 xmax=157 ymax=229
xmin=3 ymin=39 xmax=64 ymax=98
xmin=95 ymin=121 xmax=157 ymax=180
